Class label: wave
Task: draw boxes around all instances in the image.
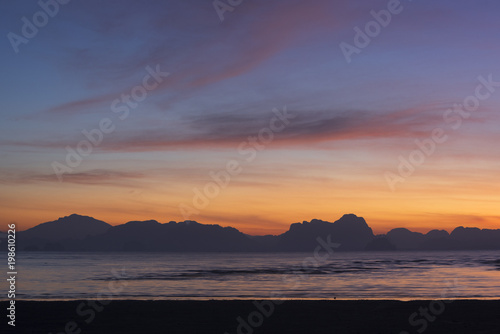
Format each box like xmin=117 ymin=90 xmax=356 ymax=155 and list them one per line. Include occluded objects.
xmin=88 ymin=257 xmax=500 ymax=281
xmin=88 ymin=260 xmax=443 ymax=281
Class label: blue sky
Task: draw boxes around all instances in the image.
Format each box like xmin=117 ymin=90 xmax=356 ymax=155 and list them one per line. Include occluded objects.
xmin=1 ymin=0 xmax=500 ymax=234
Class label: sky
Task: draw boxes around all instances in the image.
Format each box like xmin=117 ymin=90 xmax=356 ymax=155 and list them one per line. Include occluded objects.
xmin=1 ymin=0 xmax=499 ymax=235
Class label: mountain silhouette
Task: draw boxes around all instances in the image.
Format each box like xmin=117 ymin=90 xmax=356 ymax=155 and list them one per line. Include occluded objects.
xmin=82 ymin=220 xmax=257 ymax=252
xmin=253 ymin=214 xmax=374 ymax=251
xmin=16 ymin=214 xmax=111 ymax=251
xmin=384 ymin=226 xmax=500 ymax=251
xmin=386 ymin=228 xmax=426 ymax=250
xmin=8 ymin=213 xmax=500 ymax=252
xmin=365 ymin=236 xmax=397 ymax=251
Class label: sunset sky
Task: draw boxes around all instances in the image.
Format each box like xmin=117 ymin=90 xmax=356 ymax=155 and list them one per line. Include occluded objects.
xmin=1 ymin=0 xmax=499 ymax=235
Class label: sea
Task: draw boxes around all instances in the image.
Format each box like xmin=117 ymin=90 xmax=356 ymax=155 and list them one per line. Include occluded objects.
xmin=9 ymin=250 xmax=500 ymax=301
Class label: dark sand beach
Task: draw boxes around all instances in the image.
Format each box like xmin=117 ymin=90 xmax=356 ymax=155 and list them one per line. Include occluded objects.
xmin=3 ymin=300 xmax=500 ymax=333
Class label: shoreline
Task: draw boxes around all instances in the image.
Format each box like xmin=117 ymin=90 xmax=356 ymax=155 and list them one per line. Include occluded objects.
xmin=2 ymin=299 xmax=500 ymax=333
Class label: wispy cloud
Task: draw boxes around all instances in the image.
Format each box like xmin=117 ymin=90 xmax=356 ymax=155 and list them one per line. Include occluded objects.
xmin=0 ymin=169 xmax=144 ymax=186
xmin=8 ymin=103 xmax=478 ymax=152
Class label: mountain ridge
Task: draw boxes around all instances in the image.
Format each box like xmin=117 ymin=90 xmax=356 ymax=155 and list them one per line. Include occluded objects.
xmin=6 ymin=213 xmax=500 ymax=252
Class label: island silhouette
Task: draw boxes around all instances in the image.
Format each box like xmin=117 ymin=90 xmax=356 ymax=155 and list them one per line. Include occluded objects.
xmin=5 ymin=213 xmax=500 ymax=252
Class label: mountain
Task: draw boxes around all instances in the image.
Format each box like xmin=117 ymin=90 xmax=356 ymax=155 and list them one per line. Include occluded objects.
xmin=20 ymin=214 xmax=111 ymax=240
xmin=254 ymin=214 xmax=374 ymax=251
xmin=449 ymin=227 xmax=500 ymax=250
xmin=82 ymin=220 xmax=257 ymax=252
xmin=385 ymin=226 xmax=500 ymax=251
xmin=9 ymin=213 xmax=500 ymax=252
xmin=16 ymin=214 xmax=111 ymax=251
xmin=365 ymin=236 xmax=397 ymax=251
xmin=386 ymin=228 xmax=425 ymax=250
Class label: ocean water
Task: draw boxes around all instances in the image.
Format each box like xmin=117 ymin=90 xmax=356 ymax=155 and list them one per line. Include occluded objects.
xmin=10 ymin=250 xmax=500 ymax=301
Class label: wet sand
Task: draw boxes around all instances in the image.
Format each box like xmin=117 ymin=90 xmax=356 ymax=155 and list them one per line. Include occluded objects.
xmin=2 ymin=299 xmax=500 ymax=333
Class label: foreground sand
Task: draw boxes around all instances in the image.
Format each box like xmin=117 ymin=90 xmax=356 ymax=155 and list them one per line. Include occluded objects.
xmin=2 ymin=300 xmax=499 ymax=333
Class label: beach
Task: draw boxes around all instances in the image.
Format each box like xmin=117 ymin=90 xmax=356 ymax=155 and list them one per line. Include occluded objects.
xmin=3 ymin=299 xmax=500 ymax=333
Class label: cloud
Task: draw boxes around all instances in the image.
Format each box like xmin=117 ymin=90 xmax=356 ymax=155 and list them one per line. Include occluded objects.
xmin=0 ymin=169 xmax=144 ymax=186
xmin=72 ymin=104 xmax=463 ymax=150
xmin=41 ymin=93 xmax=120 ymax=116
xmin=32 ymin=0 xmax=358 ymax=119
xmin=6 ymin=101 xmax=495 ymax=153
